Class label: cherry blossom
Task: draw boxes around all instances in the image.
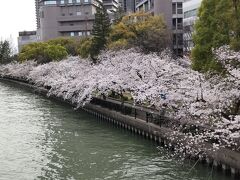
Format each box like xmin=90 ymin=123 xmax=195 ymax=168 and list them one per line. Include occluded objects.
xmin=0 ymin=47 xmax=239 ymax=152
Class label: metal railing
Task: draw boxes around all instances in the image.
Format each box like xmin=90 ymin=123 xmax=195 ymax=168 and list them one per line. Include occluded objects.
xmin=91 ymin=97 xmax=170 ymax=127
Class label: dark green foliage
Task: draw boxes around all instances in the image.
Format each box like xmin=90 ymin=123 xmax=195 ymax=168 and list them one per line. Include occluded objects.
xmin=90 ymin=2 xmax=111 ymax=62
xmin=0 ymin=40 xmax=12 ymax=64
xmin=192 ymin=0 xmax=240 ymax=72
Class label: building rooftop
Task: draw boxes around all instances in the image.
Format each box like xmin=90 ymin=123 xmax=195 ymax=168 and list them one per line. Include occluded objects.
xmin=19 ymin=31 xmax=37 ymax=36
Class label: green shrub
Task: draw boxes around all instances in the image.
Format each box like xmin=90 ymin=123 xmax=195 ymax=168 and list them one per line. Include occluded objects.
xmin=77 ymin=38 xmax=92 ymax=58
xmin=43 ymin=44 xmax=68 ymax=62
xmin=230 ymin=38 xmax=240 ymax=51
xmin=107 ymin=39 xmax=129 ymax=50
xmin=19 ymin=42 xmax=68 ymax=64
xmin=47 ymin=37 xmax=78 ymax=56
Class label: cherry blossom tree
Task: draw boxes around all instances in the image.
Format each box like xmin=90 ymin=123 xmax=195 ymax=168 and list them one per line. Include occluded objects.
xmin=0 ymin=46 xmax=239 ymax=152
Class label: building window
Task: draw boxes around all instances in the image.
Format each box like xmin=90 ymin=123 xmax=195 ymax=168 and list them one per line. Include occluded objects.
xmin=172 ymin=2 xmax=183 ymax=15
xmin=172 ymin=18 xmax=183 ymax=30
xmin=78 ymin=32 xmax=83 ymax=36
xmin=70 ymin=32 xmax=75 ymax=37
xmin=84 ymin=0 xmax=90 ymax=3
xmin=172 ymin=3 xmax=176 ymax=14
xmin=60 ymin=0 xmax=64 ymax=4
xmin=76 ymin=0 xmax=80 ymax=3
xmin=68 ymin=0 xmax=73 ymax=4
xmin=144 ymin=2 xmax=149 ymax=11
xmin=177 ymin=3 xmax=183 ymax=14
xmin=21 ymin=36 xmax=30 ymax=41
xmin=76 ymin=11 xmax=81 ymax=16
xmin=177 ymin=18 xmax=183 ymax=29
xmin=172 ymin=19 xmax=176 ymax=30
xmin=87 ymin=31 xmax=90 ymax=36
xmin=44 ymin=1 xmax=57 ymax=5
xmin=40 ymin=11 xmax=44 ymax=18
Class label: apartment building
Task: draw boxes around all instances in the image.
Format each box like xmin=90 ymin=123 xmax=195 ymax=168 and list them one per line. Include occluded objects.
xmin=136 ymin=0 xmax=184 ymax=56
xmin=35 ymin=0 xmax=119 ymax=41
xmin=183 ymin=0 xmax=202 ymax=52
xmin=119 ymin=0 xmax=136 ymax=13
xmin=18 ymin=31 xmax=39 ymax=52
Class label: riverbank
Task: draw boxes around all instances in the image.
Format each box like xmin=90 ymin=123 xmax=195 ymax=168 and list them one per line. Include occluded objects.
xmin=1 ymin=76 xmax=239 ymax=178
xmin=0 ymin=48 xmax=239 ymax=177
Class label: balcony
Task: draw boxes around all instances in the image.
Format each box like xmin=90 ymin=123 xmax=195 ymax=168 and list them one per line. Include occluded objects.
xmin=58 ymin=24 xmax=93 ymax=32
xmin=57 ymin=15 xmax=95 ymax=22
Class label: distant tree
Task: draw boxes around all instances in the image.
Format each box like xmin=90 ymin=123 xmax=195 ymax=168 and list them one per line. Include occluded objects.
xmin=110 ymin=22 xmax=136 ymax=42
xmin=133 ymin=15 xmax=170 ymax=52
xmin=192 ymin=0 xmax=240 ymax=72
xmin=77 ymin=37 xmax=93 ymax=58
xmin=47 ymin=37 xmax=78 ymax=56
xmin=109 ymin=12 xmax=170 ymax=53
xmin=0 ymin=40 xmax=12 ymax=64
xmin=90 ymin=2 xmax=111 ymax=62
xmin=19 ymin=42 xmax=68 ymax=64
xmin=108 ymin=21 xmax=136 ymax=50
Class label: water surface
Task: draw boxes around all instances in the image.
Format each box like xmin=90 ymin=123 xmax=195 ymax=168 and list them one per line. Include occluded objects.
xmin=0 ymin=81 xmax=233 ymax=180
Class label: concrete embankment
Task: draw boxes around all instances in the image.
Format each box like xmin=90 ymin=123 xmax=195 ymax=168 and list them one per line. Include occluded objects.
xmin=0 ymin=76 xmax=240 ymax=178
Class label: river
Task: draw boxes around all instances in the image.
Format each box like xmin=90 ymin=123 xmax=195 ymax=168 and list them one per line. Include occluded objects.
xmin=0 ymin=81 xmax=234 ymax=180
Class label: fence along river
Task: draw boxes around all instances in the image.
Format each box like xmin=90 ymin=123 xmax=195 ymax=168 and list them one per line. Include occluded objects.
xmin=0 ymin=81 xmax=234 ymax=180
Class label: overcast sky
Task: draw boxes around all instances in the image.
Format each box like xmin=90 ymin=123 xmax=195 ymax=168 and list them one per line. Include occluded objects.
xmin=0 ymin=0 xmax=36 ymax=51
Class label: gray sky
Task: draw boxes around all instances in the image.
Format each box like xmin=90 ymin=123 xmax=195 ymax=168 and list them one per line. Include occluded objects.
xmin=0 ymin=0 xmax=36 ymax=50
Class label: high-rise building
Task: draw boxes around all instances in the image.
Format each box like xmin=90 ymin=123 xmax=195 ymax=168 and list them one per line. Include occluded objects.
xmin=136 ymin=0 xmax=184 ymax=56
xmin=119 ymin=0 xmax=136 ymax=13
xmin=35 ymin=0 xmax=120 ymax=41
xmin=183 ymin=0 xmax=202 ymax=52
